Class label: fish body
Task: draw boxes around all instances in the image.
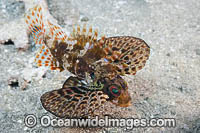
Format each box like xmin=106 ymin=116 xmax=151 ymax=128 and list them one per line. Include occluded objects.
xmin=25 ymin=4 xmax=150 ymax=118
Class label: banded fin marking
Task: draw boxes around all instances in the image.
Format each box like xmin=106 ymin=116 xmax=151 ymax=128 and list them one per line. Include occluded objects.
xmin=25 ymin=5 xmax=45 ymax=45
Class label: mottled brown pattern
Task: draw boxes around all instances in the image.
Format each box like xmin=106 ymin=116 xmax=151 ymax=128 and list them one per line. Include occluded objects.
xmin=26 ymin=4 xmax=150 ymax=118
xmin=41 ymin=75 xmax=131 ymax=118
xmin=101 ymin=36 xmax=150 ymax=76
xmin=40 ymin=85 xmax=108 ymax=118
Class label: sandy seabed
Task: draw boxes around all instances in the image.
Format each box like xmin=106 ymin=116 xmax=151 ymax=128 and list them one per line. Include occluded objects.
xmin=0 ymin=0 xmax=200 ymax=132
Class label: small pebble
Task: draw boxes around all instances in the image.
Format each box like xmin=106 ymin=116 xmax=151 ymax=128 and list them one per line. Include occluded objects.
xmin=81 ymin=16 xmax=89 ymax=22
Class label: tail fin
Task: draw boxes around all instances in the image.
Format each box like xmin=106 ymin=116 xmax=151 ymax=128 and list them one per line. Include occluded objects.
xmin=25 ymin=5 xmax=46 ymax=45
xmin=25 ymin=5 xmax=62 ymax=71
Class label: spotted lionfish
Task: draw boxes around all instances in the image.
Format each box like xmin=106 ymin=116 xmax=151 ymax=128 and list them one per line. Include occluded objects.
xmin=25 ymin=4 xmax=150 ymax=118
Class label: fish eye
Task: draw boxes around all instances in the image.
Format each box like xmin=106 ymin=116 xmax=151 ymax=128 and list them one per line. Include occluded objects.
xmin=109 ymin=85 xmax=121 ymax=97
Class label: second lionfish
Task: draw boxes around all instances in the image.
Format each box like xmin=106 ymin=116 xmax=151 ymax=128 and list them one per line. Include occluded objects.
xmin=25 ymin=4 xmax=150 ymax=118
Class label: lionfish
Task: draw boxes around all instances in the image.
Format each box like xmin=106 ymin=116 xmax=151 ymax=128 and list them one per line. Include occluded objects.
xmin=25 ymin=5 xmax=150 ymax=118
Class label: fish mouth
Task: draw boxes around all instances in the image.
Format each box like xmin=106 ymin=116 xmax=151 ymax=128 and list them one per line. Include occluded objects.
xmin=111 ymin=90 xmax=132 ymax=107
